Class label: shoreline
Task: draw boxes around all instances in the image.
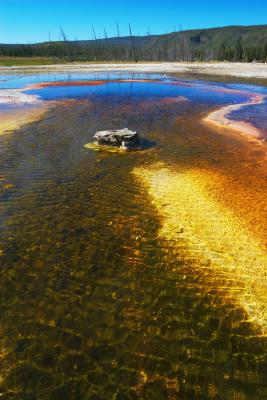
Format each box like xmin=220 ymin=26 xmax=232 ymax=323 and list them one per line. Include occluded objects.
xmin=1 ymin=62 xmax=267 ymax=80
xmin=203 ymin=94 xmax=266 ymax=140
xmin=0 ymin=87 xmax=53 ymax=136
xmin=0 ymin=106 xmax=50 ymax=136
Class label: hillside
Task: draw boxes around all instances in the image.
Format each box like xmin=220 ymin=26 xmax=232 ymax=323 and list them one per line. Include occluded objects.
xmin=1 ymin=24 xmax=267 ymax=62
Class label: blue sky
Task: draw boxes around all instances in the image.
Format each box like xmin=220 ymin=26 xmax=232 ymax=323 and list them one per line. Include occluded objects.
xmin=1 ymin=0 xmax=267 ymax=44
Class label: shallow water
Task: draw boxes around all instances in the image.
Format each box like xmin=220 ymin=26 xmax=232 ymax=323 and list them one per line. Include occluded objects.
xmin=25 ymin=80 xmax=247 ymax=104
xmin=0 ymin=74 xmax=267 ymax=399
xmin=230 ymin=99 xmax=267 ymax=136
xmin=2 ymin=71 xmax=267 ymax=138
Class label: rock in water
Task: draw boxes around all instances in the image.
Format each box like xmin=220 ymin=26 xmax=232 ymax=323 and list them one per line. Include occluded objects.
xmin=94 ymin=128 xmax=139 ymax=149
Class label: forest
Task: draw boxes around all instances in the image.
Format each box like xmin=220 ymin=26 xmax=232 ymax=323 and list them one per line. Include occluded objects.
xmin=1 ymin=24 xmax=267 ymax=62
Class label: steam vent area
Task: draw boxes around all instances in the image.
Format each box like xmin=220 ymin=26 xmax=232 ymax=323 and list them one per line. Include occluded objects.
xmin=0 ymin=71 xmax=267 ymax=399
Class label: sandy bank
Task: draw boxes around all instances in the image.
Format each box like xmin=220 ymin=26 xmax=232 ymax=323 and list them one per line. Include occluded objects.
xmin=0 ymin=87 xmax=52 ymax=136
xmin=204 ymin=94 xmax=266 ymax=139
xmin=1 ymin=62 xmax=267 ymax=80
xmin=0 ymin=106 xmax=50 ymax=136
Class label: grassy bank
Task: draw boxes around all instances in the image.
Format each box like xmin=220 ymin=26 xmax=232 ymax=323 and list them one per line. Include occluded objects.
xmin=0 ymin=57 xmax=66 ymax=66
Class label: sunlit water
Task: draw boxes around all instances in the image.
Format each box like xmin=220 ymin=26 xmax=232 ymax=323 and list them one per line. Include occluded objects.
xmin=0 ymin=73 xmax=267 ymax=399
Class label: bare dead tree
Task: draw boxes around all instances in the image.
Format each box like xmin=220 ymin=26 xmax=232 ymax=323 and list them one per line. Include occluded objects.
xmin=116 ymin=22 xmax=122 ymax=60
xmin=129 ymin=23 xmax=138 ymax=63
xmin=147 ymin=27 xmax=151 ymax=61
xmin=179 ymin=24 xmax=185 ymax=62
xmin=103 ymin=28 xmax=110 ymax=61
xmin=60 ymin=26 xmax=68 ymax=42
xmin=98 ymin=32 xmax=105 ymax=60
xmin=59 ymin=26 xmax=69 ymax=60
xmin=92 ymin=25 xmax=101 ymax=60
xmin=90 ymin=33 xmax=98 ymax=60
xmin=174 ymin=26 xmax=178 ymax=61
xmin=48 ymin=32 xmax=52 ymax=59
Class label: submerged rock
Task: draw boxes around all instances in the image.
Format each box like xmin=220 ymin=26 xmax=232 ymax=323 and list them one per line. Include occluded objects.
xmin=94 ymin=128 xmax=139 ymax=149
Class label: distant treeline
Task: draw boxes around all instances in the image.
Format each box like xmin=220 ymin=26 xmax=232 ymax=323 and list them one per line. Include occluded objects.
xmin=1 ymin=24 xmax=267 ymax=63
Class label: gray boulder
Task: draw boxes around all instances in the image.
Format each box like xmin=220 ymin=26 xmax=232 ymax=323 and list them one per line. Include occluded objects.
xmin=94 ymin=128 xmax=139 ymax=149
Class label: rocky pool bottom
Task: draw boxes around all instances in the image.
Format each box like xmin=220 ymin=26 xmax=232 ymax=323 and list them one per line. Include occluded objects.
xmin=0 ymin=78 xmax=267 ymax=399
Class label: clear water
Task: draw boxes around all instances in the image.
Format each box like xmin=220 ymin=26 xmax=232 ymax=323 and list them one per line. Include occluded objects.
xmin=25 ymin=79 xmax=247 ymax=105
xmin=0 ymin=73 xmax=267 ymax=399
xmin=3 ymin=71 xmax=266 ymax=138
